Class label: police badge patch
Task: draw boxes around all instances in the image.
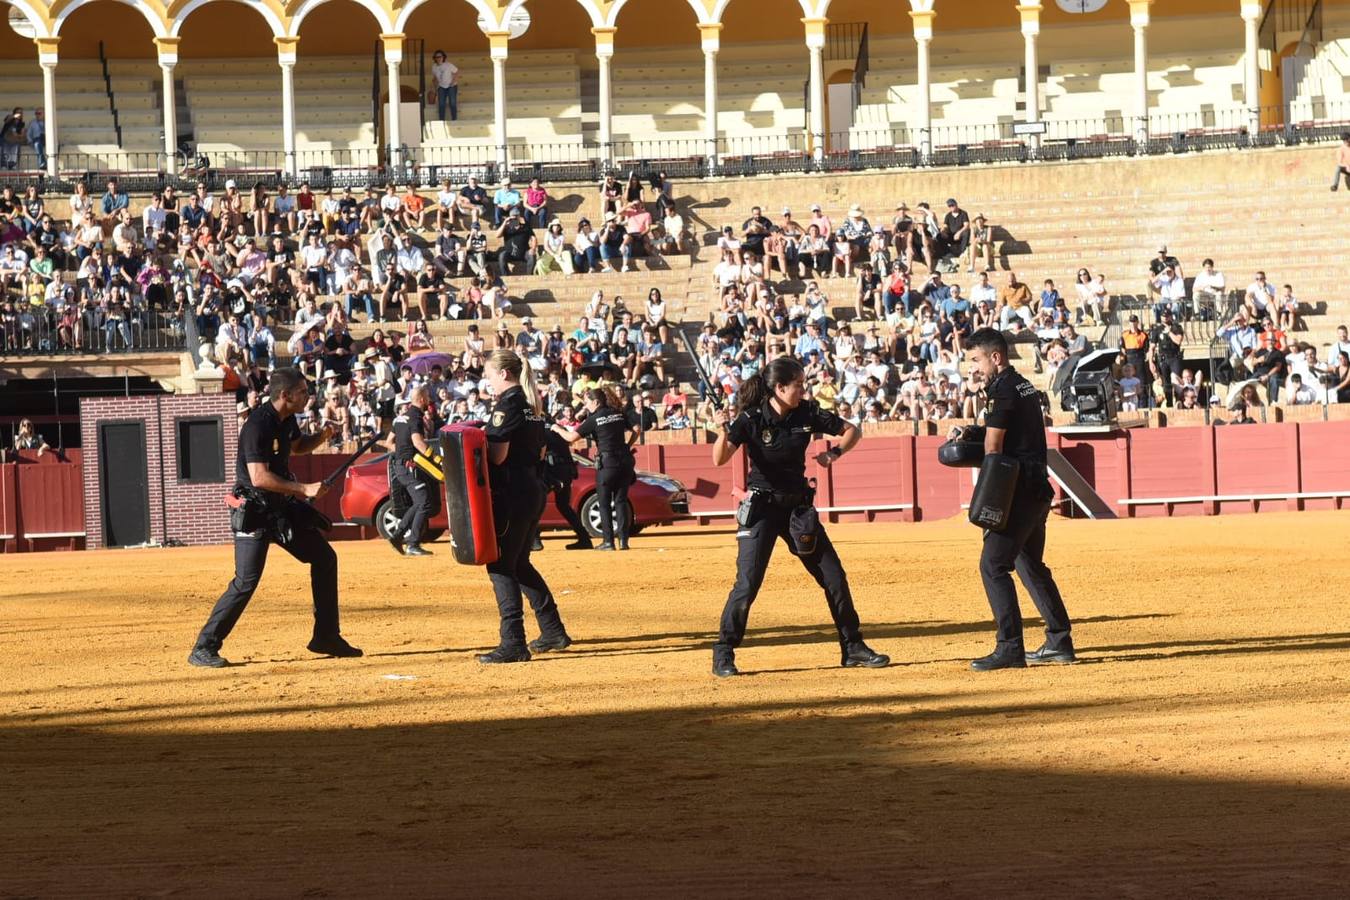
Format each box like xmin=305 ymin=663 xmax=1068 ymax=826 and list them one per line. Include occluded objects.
xmin=761 ymin=428 xmax=774 ymax=444
xmin=491 ymin=411 xmax=506 ymax=428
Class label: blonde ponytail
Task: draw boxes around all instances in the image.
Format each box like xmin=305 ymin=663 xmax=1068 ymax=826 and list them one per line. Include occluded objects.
xmin=488 ymin=348 xmax=541 ymax=413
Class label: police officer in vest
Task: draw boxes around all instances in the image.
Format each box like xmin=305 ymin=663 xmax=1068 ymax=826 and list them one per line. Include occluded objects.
xmin=954 ymin=328 xmax=1074 ymax=671
xmin=709 ymin=356 xmax=889 ymax=677
xmin=533 ymin=424 xmax=593 ymax=551
xmin=478 ymin=348 xmax=571 ymax=663
xmin=551 ymin=387 xmax=636 ymax=551
xmin=189 ymin=366 xmax=362 ymax=668
xmin=386 ymin=386 xmax=436 ymax=557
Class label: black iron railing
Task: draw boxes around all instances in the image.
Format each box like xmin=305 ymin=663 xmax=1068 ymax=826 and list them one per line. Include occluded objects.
xmin=98 ymin=41 xmax=123 ymax=149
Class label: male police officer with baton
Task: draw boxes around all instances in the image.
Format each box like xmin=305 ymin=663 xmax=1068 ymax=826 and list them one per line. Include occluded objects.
xmin=953 ymin=328 xmax=1074 ymax=671
xmin=189 ymin=367 xmax=363 ymax=667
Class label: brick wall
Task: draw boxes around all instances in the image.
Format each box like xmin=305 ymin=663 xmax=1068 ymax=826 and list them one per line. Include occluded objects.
xmin=80 ymin=395 xmax=239 ymax=549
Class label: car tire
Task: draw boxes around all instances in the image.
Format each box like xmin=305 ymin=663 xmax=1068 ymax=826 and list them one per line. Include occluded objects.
xmin=374 ymin=498 xmax=440 ymax=543
xmin=579 ymin=493 xmax=633 ymax=539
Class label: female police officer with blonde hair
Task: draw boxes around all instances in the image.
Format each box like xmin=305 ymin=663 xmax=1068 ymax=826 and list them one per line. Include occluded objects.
xmin=708 ymin=355 xmax=888 ymax=677
xmin=477 ymin=348 xmax=571 ymax=663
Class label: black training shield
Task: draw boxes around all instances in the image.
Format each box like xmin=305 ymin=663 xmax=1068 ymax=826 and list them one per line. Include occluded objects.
xmin=968 ymin=453 xmax=1020 ymax=532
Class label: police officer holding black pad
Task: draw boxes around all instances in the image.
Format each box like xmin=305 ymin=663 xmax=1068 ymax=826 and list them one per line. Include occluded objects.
xmin=189 ymin=367 xmax=362 ymax=668
xmin=387 ymin=385 xmax=437 ymax=557
xmin=953 ymin=328 xmax=1074 ymax=671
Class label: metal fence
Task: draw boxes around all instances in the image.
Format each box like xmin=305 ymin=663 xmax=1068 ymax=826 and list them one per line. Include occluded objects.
xmin=2 ymin=101 xmax=1347 ymax=193
xmin=0 ymin=303 xmax=187 ymax=358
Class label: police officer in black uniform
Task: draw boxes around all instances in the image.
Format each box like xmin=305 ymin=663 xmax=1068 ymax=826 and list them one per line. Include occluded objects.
xmin=552 ymin=387 xmax=637 ymax=551
xmin=709 ymin=356 xmax=889 ymax=677
xmin=1152 ymin=309 xmax=1186 ymax=407
xmin=534 ymin=424 xmax=593 ymax=551
xmin=189 ymin=366 xmax=362 ymax=668
xmin=955 ymin=328 xmax=1074 ymax=671
xmin=478 ymin=349 xmax=571 ymax=663
xmin=386 ymin=385 xmax=437 ymax=557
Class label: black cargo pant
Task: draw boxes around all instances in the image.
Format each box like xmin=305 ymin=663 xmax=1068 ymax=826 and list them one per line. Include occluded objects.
xmin=979 ymin=485 xmax=1073 ymax=653
xmin=392 ymin=463 xmax=436 ymax=545
xmin=487 ymin=473 xmax=566 ymax=650
xmin=594 ymin=462 xmax=633 ymax=544
xmin=715 ymin=502 xmax=864 ymax=653
xmin=195 ymin=525 xmax=340 ymax=651
xmin=539 ymin=481 xmax=589 ymax=543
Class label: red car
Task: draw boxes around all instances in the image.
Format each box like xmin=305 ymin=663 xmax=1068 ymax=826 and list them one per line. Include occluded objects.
xmin=340 ymin=452 xmax=691 ymax=543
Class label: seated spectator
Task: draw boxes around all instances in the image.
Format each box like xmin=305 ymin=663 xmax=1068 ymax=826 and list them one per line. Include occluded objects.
xmin=621 ymin=201 xmax=654 ymax=268
xmin=522 ymin=177 xmax=550 ymax=228
xmin=496 ymin=209 xmax=536 ymax=275
xmin=1151 ymin=265 xmax=1186 ymax=322
xmin=493 ymin=179 xmax=521 ymax=227
xmin=655 ymin=205 xmax=690 ymax=257
xmin=1146 ymin=244 xmax=1183 ymax=300
xmin=968 ymin=213 xmax=994 ymax=273
xmin=1191 ymin=258 xmax=1225 ymax=318
xmin=399 ymin=186 xmax=428 ymax=232
xmin=997 ymin=271 xmax=1033 ymax=331
xmin=1277 ymin=283 xmax=1301 ymax=332
xmin=1243 ymin=270 xmax=1275 ymax=321
xmin=457 ymin=176 xmax=488 ymax=225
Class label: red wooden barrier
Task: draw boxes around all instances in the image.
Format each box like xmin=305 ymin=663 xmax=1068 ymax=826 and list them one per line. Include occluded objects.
xmin=0 ymin=464 xmax=16 ymax=553
xmin=6 ymin=422 xmax=1350 ymax=553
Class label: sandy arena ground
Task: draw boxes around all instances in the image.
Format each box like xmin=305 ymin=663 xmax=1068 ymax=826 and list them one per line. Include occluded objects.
xmin=2 ymin=511 xmax=1349 ymax=897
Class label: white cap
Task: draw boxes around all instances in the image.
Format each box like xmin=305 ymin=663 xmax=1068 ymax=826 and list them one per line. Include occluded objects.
xmin=225 ymin=179 xmax=237 ymax=189
xmin=810 ymin=203 xmax=821 ymax=212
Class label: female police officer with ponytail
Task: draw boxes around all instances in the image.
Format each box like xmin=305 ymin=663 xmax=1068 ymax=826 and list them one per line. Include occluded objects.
xmin=709 ymin=355 xmax=889 ymax=677
xmin=478 ymin=348 xmax=571 ymax=663
xmin=551 ymin=386 xmax=637 ymax=550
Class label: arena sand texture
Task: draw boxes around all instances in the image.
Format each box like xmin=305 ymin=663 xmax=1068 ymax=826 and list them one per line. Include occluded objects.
xmin=3 ymin=511 xmax=1349 ymax=897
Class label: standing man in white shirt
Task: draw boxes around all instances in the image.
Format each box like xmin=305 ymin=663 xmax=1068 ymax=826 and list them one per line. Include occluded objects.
xmin=431 ymin=50 xmax=460 ymax=122
xmin=1190 ymin=257 xmax=1226 ymax=319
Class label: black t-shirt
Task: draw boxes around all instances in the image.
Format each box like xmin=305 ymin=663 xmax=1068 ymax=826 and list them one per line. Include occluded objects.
xmin=1156 ymin=323 xmax=1185 ymax=358
xmin=943 ymin=209 xmax=970 ymax=236
xmin=727 ymin=400 xmax=846 ymax=492
xmin=576 ymin=407 xmax=632 ymax=464
xmin=268 ymin=246 xmax=295 ymax=267
xmin=461 ymin=186 xmax=487 ymax=206
xmin=237 ymin=402 xmax=301 ymax=489
xmin=742 ymin=215 xmax=771 ymax=251
xmin=542 ymin=429 xmax=579 ymax=484
xmin=391 ymin=406 xmax=426 ymax=463
xmin=501 ymin=221 xmax=533 ymax=258
xmin=1149 ymin=255 xmax=1181 ymax=276
xmin=983 ymin=366 xmax=1049 ymax=486
xmin=486 ymin=385 xmax=545 ymax=472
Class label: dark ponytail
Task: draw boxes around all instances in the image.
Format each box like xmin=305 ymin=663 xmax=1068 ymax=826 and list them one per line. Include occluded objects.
xmin=736 ymin=355 xmax=804 ymax=413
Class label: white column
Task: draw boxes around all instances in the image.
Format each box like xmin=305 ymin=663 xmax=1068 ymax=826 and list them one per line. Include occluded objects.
xmin=275 ymin=37 xmax=299 ymax=178
xmin=597 ymin=52 xmax=613 ymax=162
xmin=807 ymin=39 xmax=826 ymax=162
xmin=380 ymin=34 xmax=405 ymax=173
xmin=1241 ymin=1 xmax=1262 ymax=135
xmin=916 ymin=36 xmax=932 ymax=159
xmin=1019 ymin=3 xmax=1042 ymax=152
xmin=160 ymin=63 xmax=177 ymax=161
xmin=703 ymin=46 xmax=719 ymax=171
xmin=1129 ymin=2 xmax=1151 ymax=147
xmin=40 ymin=61 xmax=58 ymax=179
xmin=280 ymin=62 xmax=297 ymax=177
xmin=491 ymin=53 xmax=508 ymax=172
xmin=154 ymin=38 xmax=180 ymax=172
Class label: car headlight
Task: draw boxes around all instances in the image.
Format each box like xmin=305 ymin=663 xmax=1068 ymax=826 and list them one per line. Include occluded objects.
xmin=637 ymin=475 xmax=683 ymax=493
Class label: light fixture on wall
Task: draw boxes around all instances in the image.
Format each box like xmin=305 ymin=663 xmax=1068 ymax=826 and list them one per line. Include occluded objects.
xmin=477 ymin=6 xmax=532 ymax=39
xmin=1055 ymin=0 xmax=1108 ymax=12
xmin=8 ymin=8 xmax=37 ymax=39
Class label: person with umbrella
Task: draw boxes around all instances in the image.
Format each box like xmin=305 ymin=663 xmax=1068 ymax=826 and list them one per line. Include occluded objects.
xmin=551 ymin=383 xmax=638 ymax=551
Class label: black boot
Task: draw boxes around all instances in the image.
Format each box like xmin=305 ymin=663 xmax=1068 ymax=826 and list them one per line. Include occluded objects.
xmin=531 ymin=537 xmax=545 ymax=551
xmin=477 ymin=645 xmax=532 ymax=664
xmin=403 ymin=544 xmax=432 ymax=557
xmin=712 ymin=645 xmax=738 ymax=678
xmin=1026 ymin=642 xmax=1076 ymax=665
xmin=565 ymin=538 xmax=593 ymax=550
xmin=841 ymin=642 xmax=890 ymax=668
xmin=970 ymin=646 xmax=1027 ymax=671
xmin=386 ymin=528 xmax=403 ymax=555
xmin=307 ymin=636 xmax=364 ymax=658
xmin=594 ymin=542 xmax=616 ymax=551
xmin=528 ymin=632 xmax=573 ymax=653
